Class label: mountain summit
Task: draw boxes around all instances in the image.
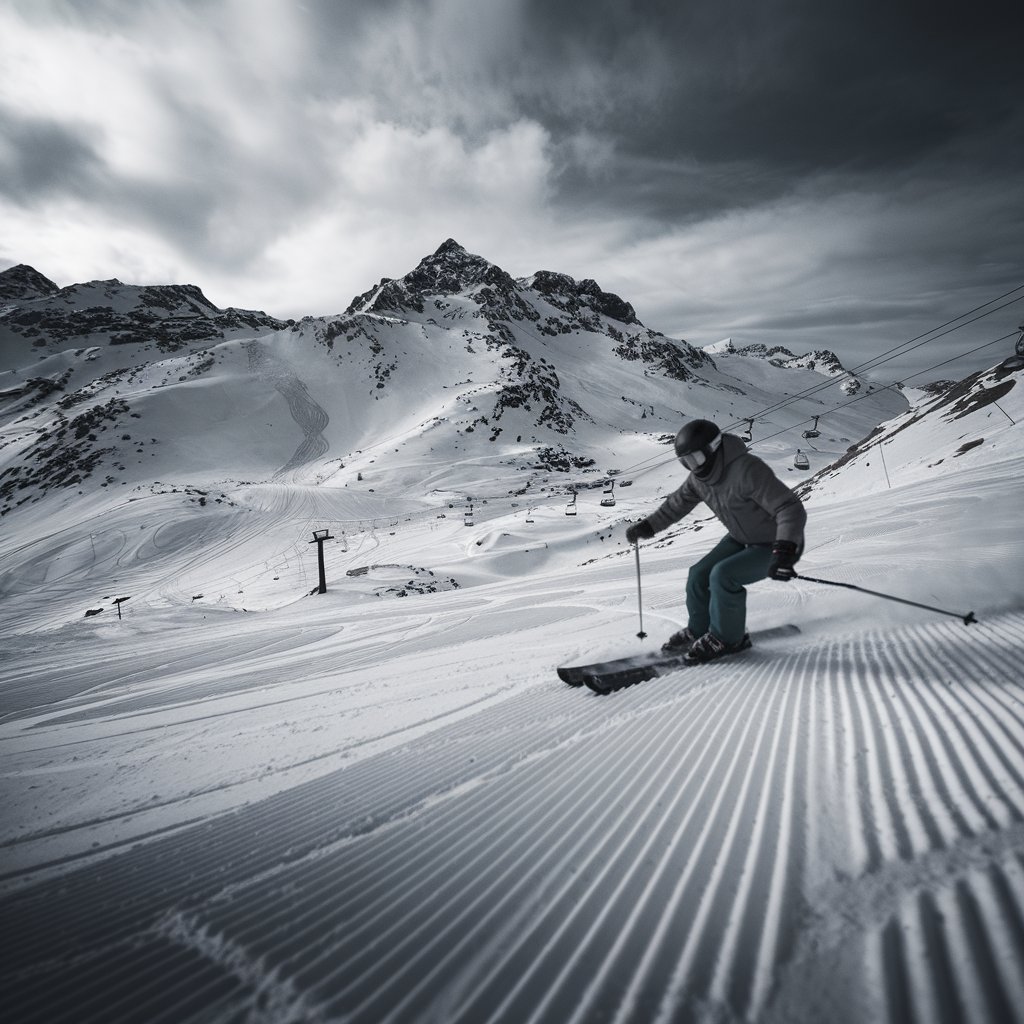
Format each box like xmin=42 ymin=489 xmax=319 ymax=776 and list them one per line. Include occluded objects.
xmin=0 ymin=241 xmax=903 ymax=524
xmin=346 ymin=239 xmax=518 ymax=317
xmin=344 ymin=239 xmax=640 ymax=332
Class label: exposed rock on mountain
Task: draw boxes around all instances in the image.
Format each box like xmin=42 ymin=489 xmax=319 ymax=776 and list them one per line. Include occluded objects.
xmin=0 ymin=272 xmax=289 ymax=353
xmin=705 ymin=338 xmax=848 ymax=376
xmin=346 ymin=238 xmax=524 ymax=319
xmin=0 ymin=264 xmax=60 ymax=301
xmin=346 ymin=239 xmax=640 ymax=336
xmin=527 ymin=269 xmax=639 ymax=329
xmin=0 ymin=240 xmax=903 ymax=519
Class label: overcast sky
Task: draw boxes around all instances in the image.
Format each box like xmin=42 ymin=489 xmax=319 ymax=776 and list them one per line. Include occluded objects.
xmin=2 ymin=0 xmax=1022 ymax=380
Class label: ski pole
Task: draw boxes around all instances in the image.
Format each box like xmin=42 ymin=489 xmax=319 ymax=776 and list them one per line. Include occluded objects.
xmin=633 ymin=541 xmax=648 ymax=639
xmin=795 ymin=572 xmax=977 ymax=626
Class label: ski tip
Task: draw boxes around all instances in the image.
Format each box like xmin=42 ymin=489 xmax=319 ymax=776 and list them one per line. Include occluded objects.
xmin=558 ymin=671 xmax=587 ymax=686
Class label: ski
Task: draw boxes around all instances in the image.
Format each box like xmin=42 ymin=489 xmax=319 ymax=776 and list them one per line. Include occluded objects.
xmin=558 ymin=624 xmax=801 ymax=695
xmin=557 ymin=649 xmax=679 ymax=686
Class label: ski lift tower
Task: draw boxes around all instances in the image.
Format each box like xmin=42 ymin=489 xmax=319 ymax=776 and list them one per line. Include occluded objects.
xmin=309 ymin=528 xmax=334 ymax=594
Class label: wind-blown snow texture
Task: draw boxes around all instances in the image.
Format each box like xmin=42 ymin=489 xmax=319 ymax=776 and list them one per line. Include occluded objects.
xmin=1 ymin=244 xmax=1023 ymax=1023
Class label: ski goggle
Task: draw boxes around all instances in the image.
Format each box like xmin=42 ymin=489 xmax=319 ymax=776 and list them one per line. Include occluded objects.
xmin=678 ymin=433 xmax=722 ymax=471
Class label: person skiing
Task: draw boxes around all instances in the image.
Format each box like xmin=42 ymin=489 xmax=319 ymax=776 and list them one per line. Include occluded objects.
xmin=625 ymin=419 xmax=807 ymax=663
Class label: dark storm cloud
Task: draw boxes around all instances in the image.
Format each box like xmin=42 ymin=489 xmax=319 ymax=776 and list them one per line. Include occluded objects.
xmin=2 ymin=0 xmax=1020 ymax=378
xmin=306 ymin=0 xmax=1023 ymax=228
xmin=0 ymin=104 xmax=242 ymax=264
xmin=518 ymin=0 xmax=1022 ymax=171
xmin=0 ymin=107 xmax=104 ymax=202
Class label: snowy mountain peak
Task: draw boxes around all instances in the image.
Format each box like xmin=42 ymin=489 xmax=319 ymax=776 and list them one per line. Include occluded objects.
xmin=346 ymin=239 xmax=518 ymax=316
xmin=703 ymin=338 xmax=851 ymax=379
xmin=344 ymin=240 xmax=641 ymax=332
xmin=0 ymin=245 xmax=917 ymax=529
xmin=703 ymin=338 xmax=736 ymax=355
xmin=406 ymin=237 xmax=517 ymax=297
xmin=0 ymin=263 xmax=60 ymax=301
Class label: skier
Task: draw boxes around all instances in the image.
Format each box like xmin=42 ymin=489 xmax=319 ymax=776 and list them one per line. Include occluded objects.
xmin=625 ymin=419 xmax=807 ymax=663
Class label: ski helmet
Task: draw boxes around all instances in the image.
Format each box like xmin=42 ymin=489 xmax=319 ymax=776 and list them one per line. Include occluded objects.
xmin=674 ymin=419 xmax=722 ymax=477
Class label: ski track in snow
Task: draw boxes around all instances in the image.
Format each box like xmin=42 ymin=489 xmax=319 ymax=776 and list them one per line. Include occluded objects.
xmin=2 ymin=612 xmax=1024 ymax=1023
xmin=247 ymin=343 xmax=330 ymax=476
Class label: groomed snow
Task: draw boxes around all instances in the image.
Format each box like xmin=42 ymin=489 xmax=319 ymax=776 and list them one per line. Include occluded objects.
xmin=2 ymin=359 xmax=1023 ymax=1022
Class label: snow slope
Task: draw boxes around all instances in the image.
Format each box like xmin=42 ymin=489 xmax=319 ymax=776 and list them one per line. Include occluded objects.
xmin=1 ymin=252 xmax=1023 ymax=1022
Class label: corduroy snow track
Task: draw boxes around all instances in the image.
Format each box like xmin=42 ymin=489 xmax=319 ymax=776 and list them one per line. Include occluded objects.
xmin=2 ymin=612 xmax=1023 ymax=1024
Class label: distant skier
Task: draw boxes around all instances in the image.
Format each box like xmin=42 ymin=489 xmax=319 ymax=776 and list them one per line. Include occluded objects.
xmin=625 ymin=419 xmax=807 ymax=663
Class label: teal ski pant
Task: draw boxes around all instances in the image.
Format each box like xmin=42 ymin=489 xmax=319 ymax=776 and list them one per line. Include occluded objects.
xmin=686 ymin=535 xmax=773 ymax=646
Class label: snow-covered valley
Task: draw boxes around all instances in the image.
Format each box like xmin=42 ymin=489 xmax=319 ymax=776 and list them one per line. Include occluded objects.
xmin=1 ymin=246 xmax=1023 ymax=1023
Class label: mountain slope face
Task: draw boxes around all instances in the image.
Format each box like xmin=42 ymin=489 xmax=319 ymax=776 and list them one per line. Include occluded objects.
xmin=800 ymin=355 xmax=1023 ymax=502
xmin=0 ymin=240 xmax=900 ymax=522
xmin=0 ymin=242 xmax=910 ymax=631
xmin=0 ymin=269 xmax=295 ymax=512
xmin=305 ymin=237 xmax=737 ymax=456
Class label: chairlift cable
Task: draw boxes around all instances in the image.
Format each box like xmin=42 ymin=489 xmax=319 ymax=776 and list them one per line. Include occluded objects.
xmin=747 ymin=331 xmax=1017 ymax=448
xmin=553 ymin=290 xmax=1024 ymax=491
xmin=718 ymin=288 xmax=1024 ymax=434
xmin=573 ymin=326 xmax=1019 ymax=490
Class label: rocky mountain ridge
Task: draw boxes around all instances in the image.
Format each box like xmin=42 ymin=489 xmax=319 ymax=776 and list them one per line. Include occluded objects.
xmin=0 ymin=263 xmax=60 ymax=301
xmin=1 ymin=268 xmax=291 ymax=357
xmin=0 ymin=241 xmax=899 ymax=520
xmin=704 ymin=336 xmax=851 ymax=382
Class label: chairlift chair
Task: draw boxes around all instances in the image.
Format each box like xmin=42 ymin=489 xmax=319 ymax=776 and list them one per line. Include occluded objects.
xmin=794 ymin=449 xmax=810 ymax=470
xmin=801 ymin=415 xmax=821 ymax=440
xmin=998 ymin=327 xmax=1024 ymax=370
xmin=740 ymin=418 xmax=754 ymax=442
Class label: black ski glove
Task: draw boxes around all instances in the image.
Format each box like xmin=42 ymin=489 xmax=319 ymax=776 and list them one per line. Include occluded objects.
xmin=625 ymin=520 xmax=655 ymax=545
xmin=768 ymin=540 xmax=799 ymax=581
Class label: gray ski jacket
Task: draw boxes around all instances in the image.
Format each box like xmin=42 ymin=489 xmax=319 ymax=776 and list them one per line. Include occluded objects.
xmin=645 ymin=433 xmax=806 ymax=548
